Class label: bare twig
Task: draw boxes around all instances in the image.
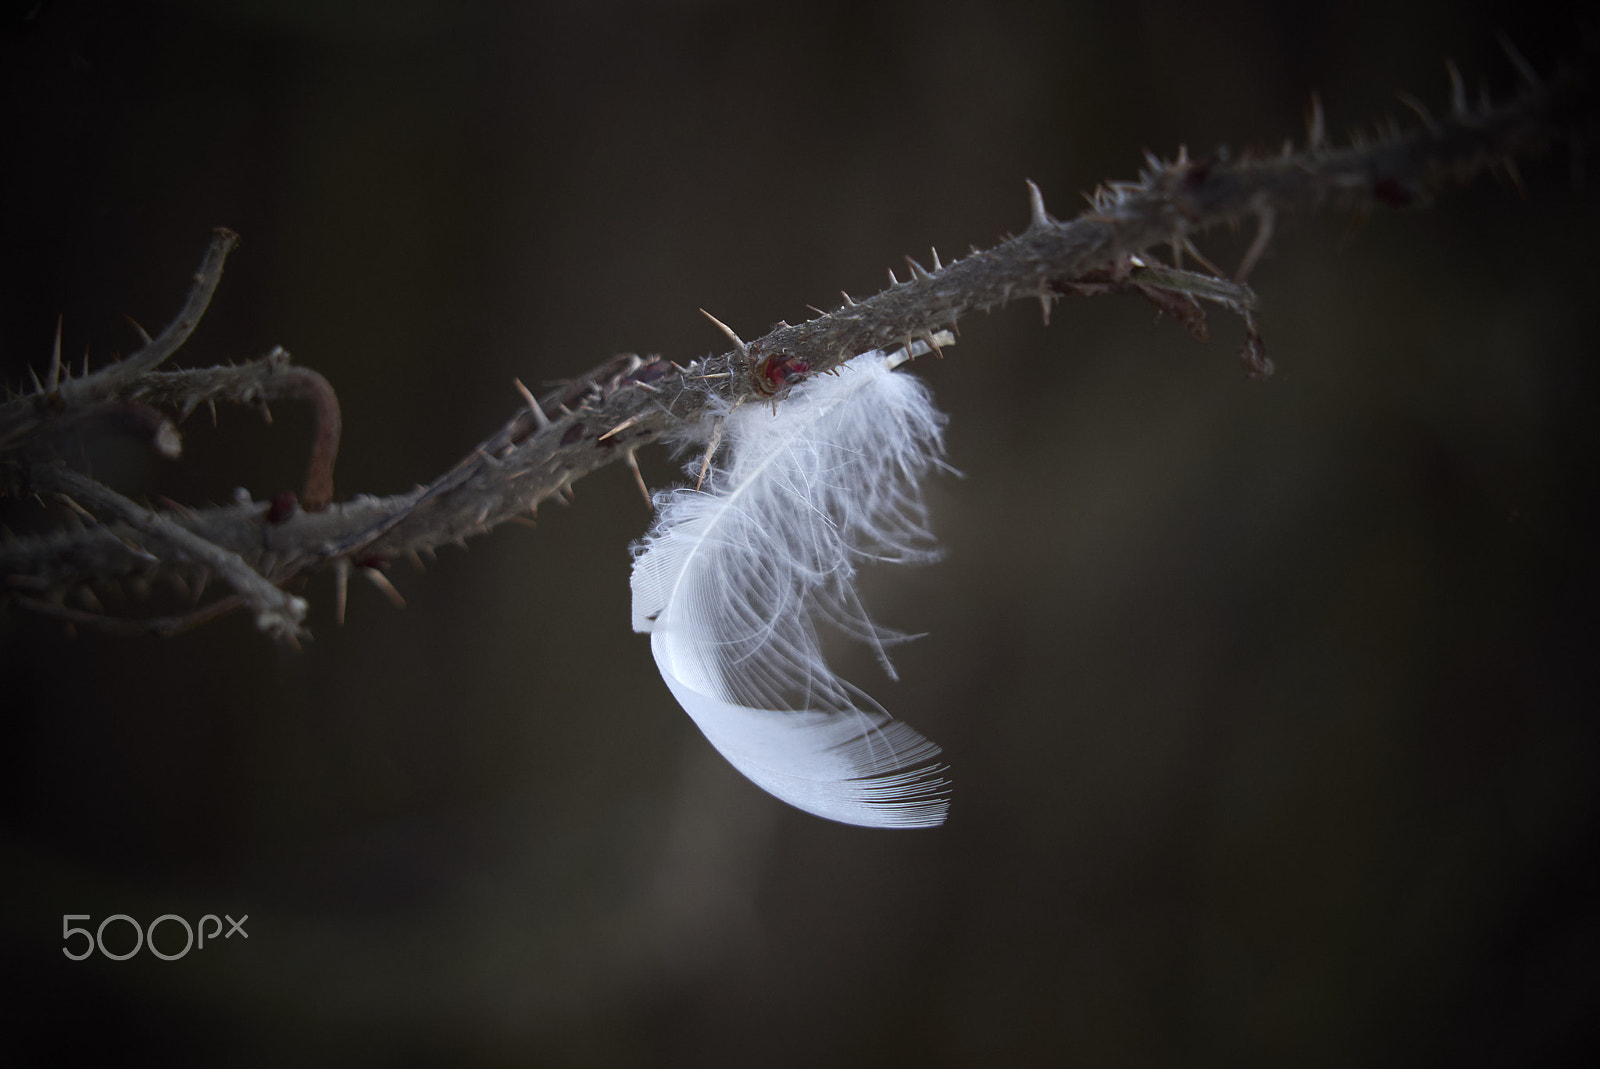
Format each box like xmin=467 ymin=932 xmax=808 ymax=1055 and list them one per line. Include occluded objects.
xmin=29 ymin=467 xmax=305 ymax=640
xmin=71 ymin=228 xmax=239 ymax=393
xmin=0 ymin=227 xmax=240 ymax=458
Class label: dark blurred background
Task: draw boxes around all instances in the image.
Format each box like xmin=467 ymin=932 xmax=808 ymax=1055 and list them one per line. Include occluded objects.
xmin=2 ymin=1 xmax=1595 ymax=1065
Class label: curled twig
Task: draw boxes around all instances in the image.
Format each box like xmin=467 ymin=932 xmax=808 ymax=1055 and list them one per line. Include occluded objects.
xmin=117 ymin=347 xmax=342 ymax=511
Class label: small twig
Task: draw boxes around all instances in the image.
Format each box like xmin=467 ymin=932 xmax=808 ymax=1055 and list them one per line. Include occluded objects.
xmin=33 ymin=467 xmax=305 ymax=640
xmin=10 ymin=592 xmax=247 ymax=637
xmin=74 ymin=228 xmax=239 ymax=391
xmin=0 ymin=227 xmax=240 ymax=443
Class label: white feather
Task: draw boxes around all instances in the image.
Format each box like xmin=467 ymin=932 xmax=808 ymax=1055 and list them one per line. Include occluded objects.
xmin=630 ymin=340 xmax=952 ymax=828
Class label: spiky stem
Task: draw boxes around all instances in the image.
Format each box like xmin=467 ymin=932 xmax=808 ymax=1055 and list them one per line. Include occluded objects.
xmin=1 ymin=57 xmax=1592 ymax=639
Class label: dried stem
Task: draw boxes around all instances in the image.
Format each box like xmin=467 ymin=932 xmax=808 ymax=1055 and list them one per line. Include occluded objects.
xmin=1 ymin=57 xmax=1592 ymax=639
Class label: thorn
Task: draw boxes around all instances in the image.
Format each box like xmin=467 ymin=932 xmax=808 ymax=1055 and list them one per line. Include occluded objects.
xmin=1025 ymin=179 xmax=1053 ymax=227
xmin=46 ymin=317 xmax=62 ymax=394
xmin=887 ymin=267 xmax=900 ymax=286
xmin=905 ymin=256 xmax=931 ymax=281
xmin=1235 ymin=207 xmax=1276 ymax=282
xmin=362 ymin=566 xmax=406 ymax=609
xmin=599 ymin=413 xmax=645 ymax=441
xmin=1497 ymin=32 xmax=1540 ymax=91
xmin=806 ymin=304 xmax=828 ymax=318
xmin=699 ymin=308 xmax=748 ymax=355
xmin=408 ymin=549 xmax=425 ymax=571
xmin=624 ymin=448 xmax=653 ymax=509
xmin=27 ymin=365 xmax=43 ymax=395
xmin=1037 ymin=288 xmax=1054 ymax=326
xmin=1446 ymin=60 xmax=1468 ymax=118
xmin=191 ymin=569 xmax=210 ymax=603
xmin=1396 ymin=89 xmax=1441 ymax=134
xmin=1307 ymin=92 xmax=1327 ymax=151
xmin=74 ymin=585 xmax=105 ymax=613
xmin=695 ymin=415 xmax=725 ymax=492
xmin=930 ymin=247 xmax=943 ymax=271
xmin=513 ymin=377 xmax=552 ymax=430
xmin=334 ymin=558 xmax=349 ymax=624
xmin=124 ymin=315 xmax=153 ymax=345
xmin=206 ymin=398 xmax=218 ymax=427
xmin=55 ymin=493 xmax=97 ymax=525
xmin=1501 ymin=157 xmax=1526 ymax=196
xmin=921 ymin=330 xmax=946 ymax=359
xmin=1183 ymin=240 xmax=1226 ymax=279
xmin=840 ymin=291 xmax=856 ymax=307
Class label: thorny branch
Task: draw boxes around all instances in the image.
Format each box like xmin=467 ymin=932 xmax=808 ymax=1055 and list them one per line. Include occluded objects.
xmin=1 ymin=54 xmax=1594 ymax=640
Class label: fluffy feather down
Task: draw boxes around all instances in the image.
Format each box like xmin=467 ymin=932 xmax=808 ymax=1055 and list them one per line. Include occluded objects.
xmin=630 ymin=345 xmax=951 ymax=828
